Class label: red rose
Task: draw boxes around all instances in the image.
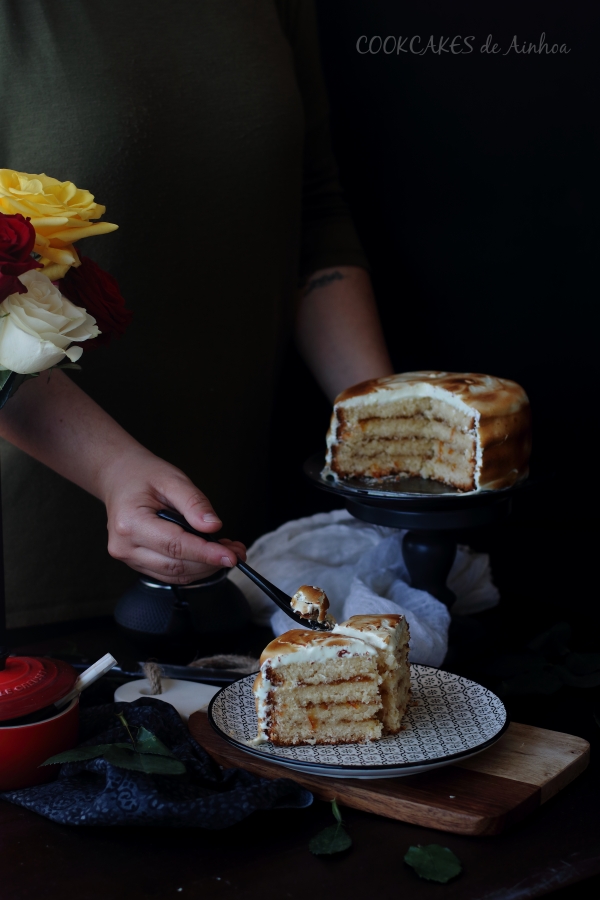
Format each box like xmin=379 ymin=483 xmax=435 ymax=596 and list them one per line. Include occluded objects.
xmin=58 ymin=256 xmax=133 ymax=348
xmin=0 ymin=212 xmax=41 ymax=302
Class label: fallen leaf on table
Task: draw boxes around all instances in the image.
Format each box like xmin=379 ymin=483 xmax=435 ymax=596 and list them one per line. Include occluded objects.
xmin=309 ymin=824 xmax=352 ymax=856
xmin=404 ymin=844 xmax=462 ymax=883
xmin=309 ymin=799 xmax=352 ymax=856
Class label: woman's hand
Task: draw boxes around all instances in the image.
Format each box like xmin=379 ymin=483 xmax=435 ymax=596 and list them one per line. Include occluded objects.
xmin=0 ymin=371 xmax=246 ymax=583
xmin=99 ymin=448 xmax=246 ymax=584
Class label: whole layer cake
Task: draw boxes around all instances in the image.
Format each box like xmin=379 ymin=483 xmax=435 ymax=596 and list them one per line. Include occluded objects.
xmin=253 ymin=614 xmax=410 ymax=746
xmin=324 ymin=371 xmax=531 ymax=492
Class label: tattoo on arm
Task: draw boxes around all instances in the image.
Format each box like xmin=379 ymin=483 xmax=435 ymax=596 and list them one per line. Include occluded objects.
xmin=303 ymin=270 xmax=346 ymax=296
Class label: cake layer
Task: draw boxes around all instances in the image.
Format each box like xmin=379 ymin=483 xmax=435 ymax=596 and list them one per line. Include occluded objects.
xmin=282 ymin=701 xmax=381 ymax=726
xmin=338 ymin=396 xmax=475 ymax=429
xmin=422 ymin=458 xmax=475 ymax=491
xmin=268 ymin=715 xmax=382 ymax=746
xmin=264 ymin=656 xmax=377 ymax=687
xmin=331 ymin=452 xmax=475 ymax=490
xmin=268 ymin=679 xmax=379 ymax=707
xmin=336 ymin=435 xmax=474 ymax=459
xmin=356 ymin=417 xmax=475 ymax=445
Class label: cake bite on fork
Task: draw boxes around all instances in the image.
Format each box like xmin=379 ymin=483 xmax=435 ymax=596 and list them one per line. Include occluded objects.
xmin=290 ymin=585 xmax=335 ymax=629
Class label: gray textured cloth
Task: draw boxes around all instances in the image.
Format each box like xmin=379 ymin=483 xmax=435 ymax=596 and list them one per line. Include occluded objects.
xmin=0 ymin=0 xmax=367 ymax=626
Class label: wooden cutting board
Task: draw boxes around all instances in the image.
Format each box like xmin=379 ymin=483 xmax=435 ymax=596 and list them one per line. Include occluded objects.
xmin=188 ymin=713 xmax=589 ymax=836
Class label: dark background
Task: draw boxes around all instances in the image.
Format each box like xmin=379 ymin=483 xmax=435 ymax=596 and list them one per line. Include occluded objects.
xmin=4 ymin=12 xmax=599 ymax=891
xmin=268 ymin=1 xmax=600 ymax=645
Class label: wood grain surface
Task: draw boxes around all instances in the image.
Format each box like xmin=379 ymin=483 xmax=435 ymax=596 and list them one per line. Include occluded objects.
xmin=189 ymin=713 xmax=589 ymax=836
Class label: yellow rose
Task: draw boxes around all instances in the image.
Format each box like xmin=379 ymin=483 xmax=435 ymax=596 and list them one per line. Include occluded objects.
xmin=0 ymin=170 xmax=118 ymax=280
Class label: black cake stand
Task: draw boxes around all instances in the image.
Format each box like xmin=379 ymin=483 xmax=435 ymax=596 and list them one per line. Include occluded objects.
xmin=304 ymin=452 xmax=531 ymax=607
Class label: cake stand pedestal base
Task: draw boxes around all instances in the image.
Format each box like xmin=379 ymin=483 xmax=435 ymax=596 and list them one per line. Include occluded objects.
xmin=404 ymin=530 xmax=458 ymax=608
xmin=305 ymin=453 xmax=524 ymax=608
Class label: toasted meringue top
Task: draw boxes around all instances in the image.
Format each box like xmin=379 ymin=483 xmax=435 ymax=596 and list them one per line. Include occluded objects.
xmin=333 ymin=614 xmax=409 ymax=651
xmin=258 ymin=629 xmax=376 ymax=668
xmin=334 ymin=371 xmax=528 ymax=417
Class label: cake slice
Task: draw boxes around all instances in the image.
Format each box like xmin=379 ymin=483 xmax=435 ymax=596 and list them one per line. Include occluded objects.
xmin=253 ymin=630 xmax=382 ymax=746
xmin=333 ymin=614 xmax=410 ymax=735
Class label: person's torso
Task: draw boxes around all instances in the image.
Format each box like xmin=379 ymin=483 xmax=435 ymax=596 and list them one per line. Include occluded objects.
xmin=1 ymin=0 xmax=305 ymax=529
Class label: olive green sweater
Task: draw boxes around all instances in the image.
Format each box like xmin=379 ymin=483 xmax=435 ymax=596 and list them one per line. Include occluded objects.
xmin=0 ymin=0 xmax=367 ymax=626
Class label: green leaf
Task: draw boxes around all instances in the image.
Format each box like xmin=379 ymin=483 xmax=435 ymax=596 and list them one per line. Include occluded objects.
xmin=56 ymin=363 xmax=82 ymax=371
xmin=40 ymin=713 xmax=185 ymax=775
xmin=135 ymin=726 xmax=178 ymax=758
xmin=0 ymin=369 xmax=12 ymax=390
xmin=40 ymin=744 xmax=118 ymax=766
xmin=331 ymin=798 xmax=343 ymax=824
xmin=309 ymin=823 xmax=352 ymax=856
xmin=404 ymin=845 xmax=462 ymax=883
xmin=115 ymin=711 xmax=136 ymax=746
xmin=103 ymin=744 xmax=186 ymax=775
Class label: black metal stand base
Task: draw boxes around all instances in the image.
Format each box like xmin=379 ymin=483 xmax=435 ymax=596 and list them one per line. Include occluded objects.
xmin=344 ymin=497 xmax=514 ymax=606
xmin=305 ymin=453 xmax=525 ymax=607
xmin=403 ymin=530 xmax=458 ymax=607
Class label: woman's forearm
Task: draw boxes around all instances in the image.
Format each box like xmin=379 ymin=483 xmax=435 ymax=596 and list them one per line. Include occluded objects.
xmin=0 ymin=372 xmax=246 ymax=579
xmin=0 ymin=369 xmax=146 ymax=500
xmin=295 ymin=266 xmax=393 ymax=402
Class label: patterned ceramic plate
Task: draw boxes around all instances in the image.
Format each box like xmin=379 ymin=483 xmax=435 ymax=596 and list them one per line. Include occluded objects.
xmin=208 ymin=665 xmax=508 ymax=779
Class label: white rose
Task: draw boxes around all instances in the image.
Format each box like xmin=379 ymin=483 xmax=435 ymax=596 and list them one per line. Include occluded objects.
xmin=0 ymin=270 xmax=100 ymax=374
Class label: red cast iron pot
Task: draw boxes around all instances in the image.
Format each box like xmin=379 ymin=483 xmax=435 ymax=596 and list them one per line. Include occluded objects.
xmin=0 ymin=656 xmax=79 ymax=791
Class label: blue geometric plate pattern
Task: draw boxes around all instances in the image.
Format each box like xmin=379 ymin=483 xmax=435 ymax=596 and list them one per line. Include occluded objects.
xmin=208 ymin=665 xmax=508 ymax=779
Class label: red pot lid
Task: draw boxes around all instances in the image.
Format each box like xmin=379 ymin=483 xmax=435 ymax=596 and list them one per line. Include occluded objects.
xmin=0 ymin=656 xmax=77 ymax=722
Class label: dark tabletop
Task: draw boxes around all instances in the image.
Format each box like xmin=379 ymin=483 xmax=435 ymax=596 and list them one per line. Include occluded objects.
xmin=2 ymin=518 xmax=599 ymax=900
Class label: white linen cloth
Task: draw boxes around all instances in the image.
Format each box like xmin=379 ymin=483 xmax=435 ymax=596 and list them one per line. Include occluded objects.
xmin=228 ymin=509 xmax=499 ymax=667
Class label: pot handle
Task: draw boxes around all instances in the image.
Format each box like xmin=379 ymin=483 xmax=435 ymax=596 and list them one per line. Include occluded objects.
xmin=55 ymin=653 xmax=117 ymax=709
